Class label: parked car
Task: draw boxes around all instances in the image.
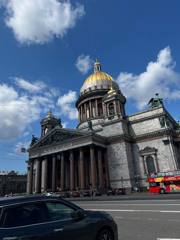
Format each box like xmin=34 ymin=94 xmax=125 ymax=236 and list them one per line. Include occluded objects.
xmin=106 ymin=188 xmax=116 ymax=196
xmin=115 ymin=188 xmax=126 ymax=195
xmin=58 ymin=191 xmax=71 ymax=198
xmin=107 ymin=188 xmax=126 ymax=196
xmin=82 ymin=190 xmax=92 ymax=197
xmin=70 ymin=191 xmax=81 ymax=197
xmin=95 ymin=190 xmax=102 ymax=196
xmin=0 ymin=195 xmax=118 ymax=240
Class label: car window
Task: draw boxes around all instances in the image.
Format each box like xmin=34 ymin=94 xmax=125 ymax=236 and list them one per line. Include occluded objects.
xmin=2 ymin=202 xmax=49 ymax=228
xmin=46 ymin=201 xmax=75 ymax=221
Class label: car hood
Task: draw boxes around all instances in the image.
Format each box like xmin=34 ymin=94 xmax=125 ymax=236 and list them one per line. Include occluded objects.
xmin=85 ymin=210 xmax=114 ymax=221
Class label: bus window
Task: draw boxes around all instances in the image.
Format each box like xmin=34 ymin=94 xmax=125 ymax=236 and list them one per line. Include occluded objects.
xmin=149 ymin=182 xmax=160 ymax=187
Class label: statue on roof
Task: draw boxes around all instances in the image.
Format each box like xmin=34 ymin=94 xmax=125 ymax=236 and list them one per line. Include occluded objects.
xmin=87 ymin=120 xmax=93 ymax=131
xmin=30 ymin=135 xmax=38 ymax=146
xmin=148 ymin=93 xmax=163 ymax=109
xmin=59 ymin=118 xmax=62 ymax=128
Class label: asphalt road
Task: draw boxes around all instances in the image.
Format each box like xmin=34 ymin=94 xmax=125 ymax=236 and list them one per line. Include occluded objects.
xmin=74 ymin=199 xmax=180 ymax=240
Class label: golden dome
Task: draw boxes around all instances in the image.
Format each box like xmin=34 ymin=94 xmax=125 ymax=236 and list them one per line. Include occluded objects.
xmin=80 ymin=59 xmax=119 ymax=94
xmin=85 ymin=71 xmax=113 ymax=84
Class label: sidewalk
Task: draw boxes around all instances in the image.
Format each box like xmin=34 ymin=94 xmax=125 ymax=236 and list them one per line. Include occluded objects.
xmin=69 ymin=192 xmax=180 ymax=201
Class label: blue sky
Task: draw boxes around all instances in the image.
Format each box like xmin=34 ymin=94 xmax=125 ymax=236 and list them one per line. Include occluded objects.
xmin=0 ymin=0 xmax=180 ymax=173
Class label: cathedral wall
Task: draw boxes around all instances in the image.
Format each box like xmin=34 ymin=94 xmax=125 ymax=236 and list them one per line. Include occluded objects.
xmin=132 ymin=137 xmax=179 ymax=188
xmin=78 ymin=119 xmax=104 ymax=131
xmin=128 ymin=107 xmax=163 ymax=122
xmin=128 ymin=107 xmax=165 ymax=136
xmin=107 ymin=141 xmax=133 ymax=189
xmin=130 ymin=117 xmax=162 ymax=136
xmin=99 ymin=121 xmax=128 ymax=137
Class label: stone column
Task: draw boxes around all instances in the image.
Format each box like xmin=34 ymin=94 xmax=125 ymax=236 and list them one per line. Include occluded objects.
xmin=144 ymin=156 xmax=148 ymax=174
xmin=102 ymin=102 xmax=106 ymax=117
xmin=104 ymin=150 xmax=110 ymax=188
xmin=60 ymin=152 xmax=65 ymax=190
xmin=142 ymin=156 xmax=147 ymax=174
xmin=85 ymin=158 xmax=89 ymax=188
xmin=78 ymin=108 xmax=80 ymax=122
xmin=80 ymin=105 xmax=83 ymax=121
xmin=43 ymin=157 xmax=48 ymax=192
xmin=27 ymin=160 xmax=33 ymax=194
xmin=89 ymin=100 xmax=92 ymax=118
xmin=70 ymin=151 xmax=75 ymax=190
xmin=84 ymin=102 xmax=87 ymax=120
xmin=79 ymin=148 xmax=85 ymax=189
xmin=90 ymin=145 xmax=97 ymax=189
xmin=95 ymin=99 xmax=98 ymax=117
xmin=35 ymin=159 xmax=41 ymax=193
xmin=113 ymin=100 xmax=117 ymax=115
xmin=118 ymin=102 xmax=122 ymax=117
xmin=52 ymin=155 xmax=56 ymax=192
xmin=82 ymin=105 xmax=85 ymax=121
xmin=98 ymin=149 xmax=104 ymax=190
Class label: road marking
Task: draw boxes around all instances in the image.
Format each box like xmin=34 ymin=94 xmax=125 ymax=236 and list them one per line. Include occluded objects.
xmin=77 ymin=199 xmax=180 ymax=204
xmin=157 ymin=239 xmax=180 ymax=240
xmin=114 ymin=216 xmax=124 ymax=219
xmin=81 ymin=203 xmax=180 ymax=206
xmin=86 ymin=208 xmax=180 ymax=213
xmin=168 ymin=219 xmax=180 ymax=222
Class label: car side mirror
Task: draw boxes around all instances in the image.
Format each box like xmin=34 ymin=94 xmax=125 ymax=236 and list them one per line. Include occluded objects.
xmin=71 ymin=209 xmax=86 ymax=221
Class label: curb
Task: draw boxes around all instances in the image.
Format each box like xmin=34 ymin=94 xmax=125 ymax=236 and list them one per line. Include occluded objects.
xmin=68 ymin=193 xmax=180 ymax=202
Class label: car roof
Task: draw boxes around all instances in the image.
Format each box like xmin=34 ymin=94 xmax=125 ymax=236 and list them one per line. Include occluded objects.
xmin=0 ymin=195 xmax=62 ymax=207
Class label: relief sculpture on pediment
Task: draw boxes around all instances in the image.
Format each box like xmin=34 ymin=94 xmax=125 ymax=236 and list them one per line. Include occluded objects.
xmin=38 ymin=132 xmax=81 ymax=147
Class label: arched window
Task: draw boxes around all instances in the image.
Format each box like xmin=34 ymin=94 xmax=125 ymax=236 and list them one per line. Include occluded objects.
xmin=146 ymin=156 xmax=156 ymax=174
xmin=98 ymin=103 xmax=103 ymax=116
xmin=108 ymin=103 xmax=115 ymax=116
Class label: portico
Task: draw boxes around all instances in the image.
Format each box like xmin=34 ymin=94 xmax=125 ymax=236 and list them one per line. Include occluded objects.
xmin=27 ymin=128 xmax=109 ymax=194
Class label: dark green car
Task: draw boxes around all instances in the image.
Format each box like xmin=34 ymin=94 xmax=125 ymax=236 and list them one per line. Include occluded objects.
xmin=0 ymin=195 xmax=118 ymax=240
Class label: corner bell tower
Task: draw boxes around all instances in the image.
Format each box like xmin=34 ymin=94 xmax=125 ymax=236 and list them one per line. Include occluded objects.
xmin=41 ymin=110 xmax=62 ymax=137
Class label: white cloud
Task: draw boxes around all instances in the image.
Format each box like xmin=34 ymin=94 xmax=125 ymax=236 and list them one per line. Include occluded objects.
xmin=15 ymin=77 xmax=46 ymax=93
xmin=62 ymin=122 xmax=68 ymax=128
xmin=57 ymin=90 xmax=78 ymax=120
xmin=15 ymin=140 xmax=30 ymax=154
xmin=75 ymin=54 xmax=93 ymax=74
xmin=0 ymin=80 xmax=56 ymax=139
xmin=0 ymin=84 xmax=18 ymax=102
xmin=0 ymin=78 xmax=79 ymax=139
xmin=3 ymin=0 xmax=85 ymax=44
xmin=117 ymin=47 xmax=180 ymax=110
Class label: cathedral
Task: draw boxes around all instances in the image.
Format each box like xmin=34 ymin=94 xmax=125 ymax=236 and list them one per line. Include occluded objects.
xmin=27 ymin=60 xmax=180 ymax=194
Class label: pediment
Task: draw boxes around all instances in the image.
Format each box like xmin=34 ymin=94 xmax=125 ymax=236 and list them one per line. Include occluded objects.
xmin=139 ymin=146 xmax=157 ymax=155
xmin=30 ymin=127 xmax=89 ymax=149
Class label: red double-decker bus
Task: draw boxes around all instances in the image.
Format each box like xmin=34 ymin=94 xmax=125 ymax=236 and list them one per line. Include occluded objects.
xmin=147 ymin=171 xmax=180 ymax=194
